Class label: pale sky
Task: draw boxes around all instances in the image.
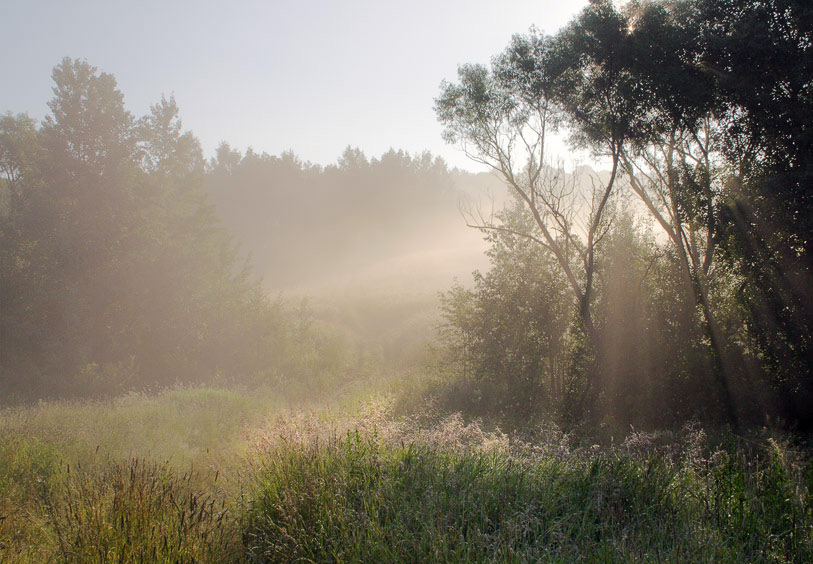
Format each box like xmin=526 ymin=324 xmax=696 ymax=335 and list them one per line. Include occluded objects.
xmin=2 ymin=0 xmax=591 ymax=171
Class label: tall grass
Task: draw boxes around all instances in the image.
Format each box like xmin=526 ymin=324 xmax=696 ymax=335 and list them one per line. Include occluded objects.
xmin=47 ymin=458 xmax=237 ymax=563
xmin=0 ymin=387 xmax=279 ymax=464
xmin=243 ymin=416 xmax=812 ymax=563
xmin=0 ymin=386 xmax=277 ymax=563
xmin=1 ymin=392 xmax=811 ymax=563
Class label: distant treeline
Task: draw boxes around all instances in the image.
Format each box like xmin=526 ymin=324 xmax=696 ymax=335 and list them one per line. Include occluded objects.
xmin=0 ymin=59 xmax=354 ymax=401
xmin=3 ymin=0 xmax=812 ymax=435
xmin=205 ymin=145 xmax=497 ymax=287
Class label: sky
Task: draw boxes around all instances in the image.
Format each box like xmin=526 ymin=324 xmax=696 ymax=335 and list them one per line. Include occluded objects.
xmin=2 ymin=0 xmax=593 ymax=171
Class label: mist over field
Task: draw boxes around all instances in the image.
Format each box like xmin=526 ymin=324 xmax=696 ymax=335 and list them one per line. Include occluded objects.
xmin=2 ymin=0 xmax=813 ymax=562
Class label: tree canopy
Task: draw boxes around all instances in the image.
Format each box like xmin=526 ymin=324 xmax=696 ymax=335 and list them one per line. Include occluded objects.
xmin=436 ymin=0 xmax=813 ymax=429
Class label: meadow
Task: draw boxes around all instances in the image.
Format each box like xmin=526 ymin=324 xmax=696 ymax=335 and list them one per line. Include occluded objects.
xmin=2 ymin=384 xmax=811 ymax=563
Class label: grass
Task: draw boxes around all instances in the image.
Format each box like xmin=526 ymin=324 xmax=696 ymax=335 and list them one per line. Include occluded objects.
xmin=1 ymin=390 xmax=811 ymax=563
xmin=0 ymin=385 xmax=284 ymax=562
xmin=0 ymin=387 xmax=272 ymax=464
xmin=241 ymin=418 xmax=813 ymax=563
xmin=47 ymin=458 xmax=237 ymax=563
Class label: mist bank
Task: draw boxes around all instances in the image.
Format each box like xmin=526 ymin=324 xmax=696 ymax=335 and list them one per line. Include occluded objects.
xmin=204 ymin=145 xmax=506 ymax=291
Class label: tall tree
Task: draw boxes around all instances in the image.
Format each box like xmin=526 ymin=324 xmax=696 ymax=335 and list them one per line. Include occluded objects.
xmin=588 ymin=0 xmax=743 ymax=424
xmin=690 ymin=0 xmax=813 ymax=427
xmin=435 ymin=0 xmax=652 ymax=407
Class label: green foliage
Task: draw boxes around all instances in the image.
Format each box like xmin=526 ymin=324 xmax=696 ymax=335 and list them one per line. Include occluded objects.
xmin=0 ymin=386 xmax=279 ymax=562
xmin=0 ymin=434 xmax=61 ymax=503
xmin=435 ymin=198 xmax=733 ymax=427
xmin=436 ymin=0 xmax=813 ymax=429
xmin=438 ymin=201 xmax=572 ymax=422
xmin=694 ymin=0 xmax=813 ymax=428
xmin=2 ymin=393 xmax=811 ymax=563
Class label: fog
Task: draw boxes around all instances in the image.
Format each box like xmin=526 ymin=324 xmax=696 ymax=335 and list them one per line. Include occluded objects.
xmin=3 ymin=0 xmax=813 ymax=560
xmin=205 ymin=147 xmax=504 ymax=293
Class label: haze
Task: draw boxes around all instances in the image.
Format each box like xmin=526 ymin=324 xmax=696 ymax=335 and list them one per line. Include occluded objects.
xmin=3 ymin=1 xmax=812 ymax=561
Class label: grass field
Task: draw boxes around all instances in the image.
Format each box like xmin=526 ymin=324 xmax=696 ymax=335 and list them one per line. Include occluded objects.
xmin=1 ymin=387 xmax=811 ymax=563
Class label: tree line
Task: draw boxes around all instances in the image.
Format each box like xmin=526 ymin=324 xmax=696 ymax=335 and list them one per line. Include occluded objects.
xmin=2 ymin=0 xmax=810 ymax=433
xmin=205 ymin=144 xmax=467 ymax=288
xmin=0 ymin=59 xmax=351 ymax=401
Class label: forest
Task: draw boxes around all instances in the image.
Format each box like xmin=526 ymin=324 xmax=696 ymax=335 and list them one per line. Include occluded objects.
xmin=1 ymin=0 xmax=812 ymax=562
